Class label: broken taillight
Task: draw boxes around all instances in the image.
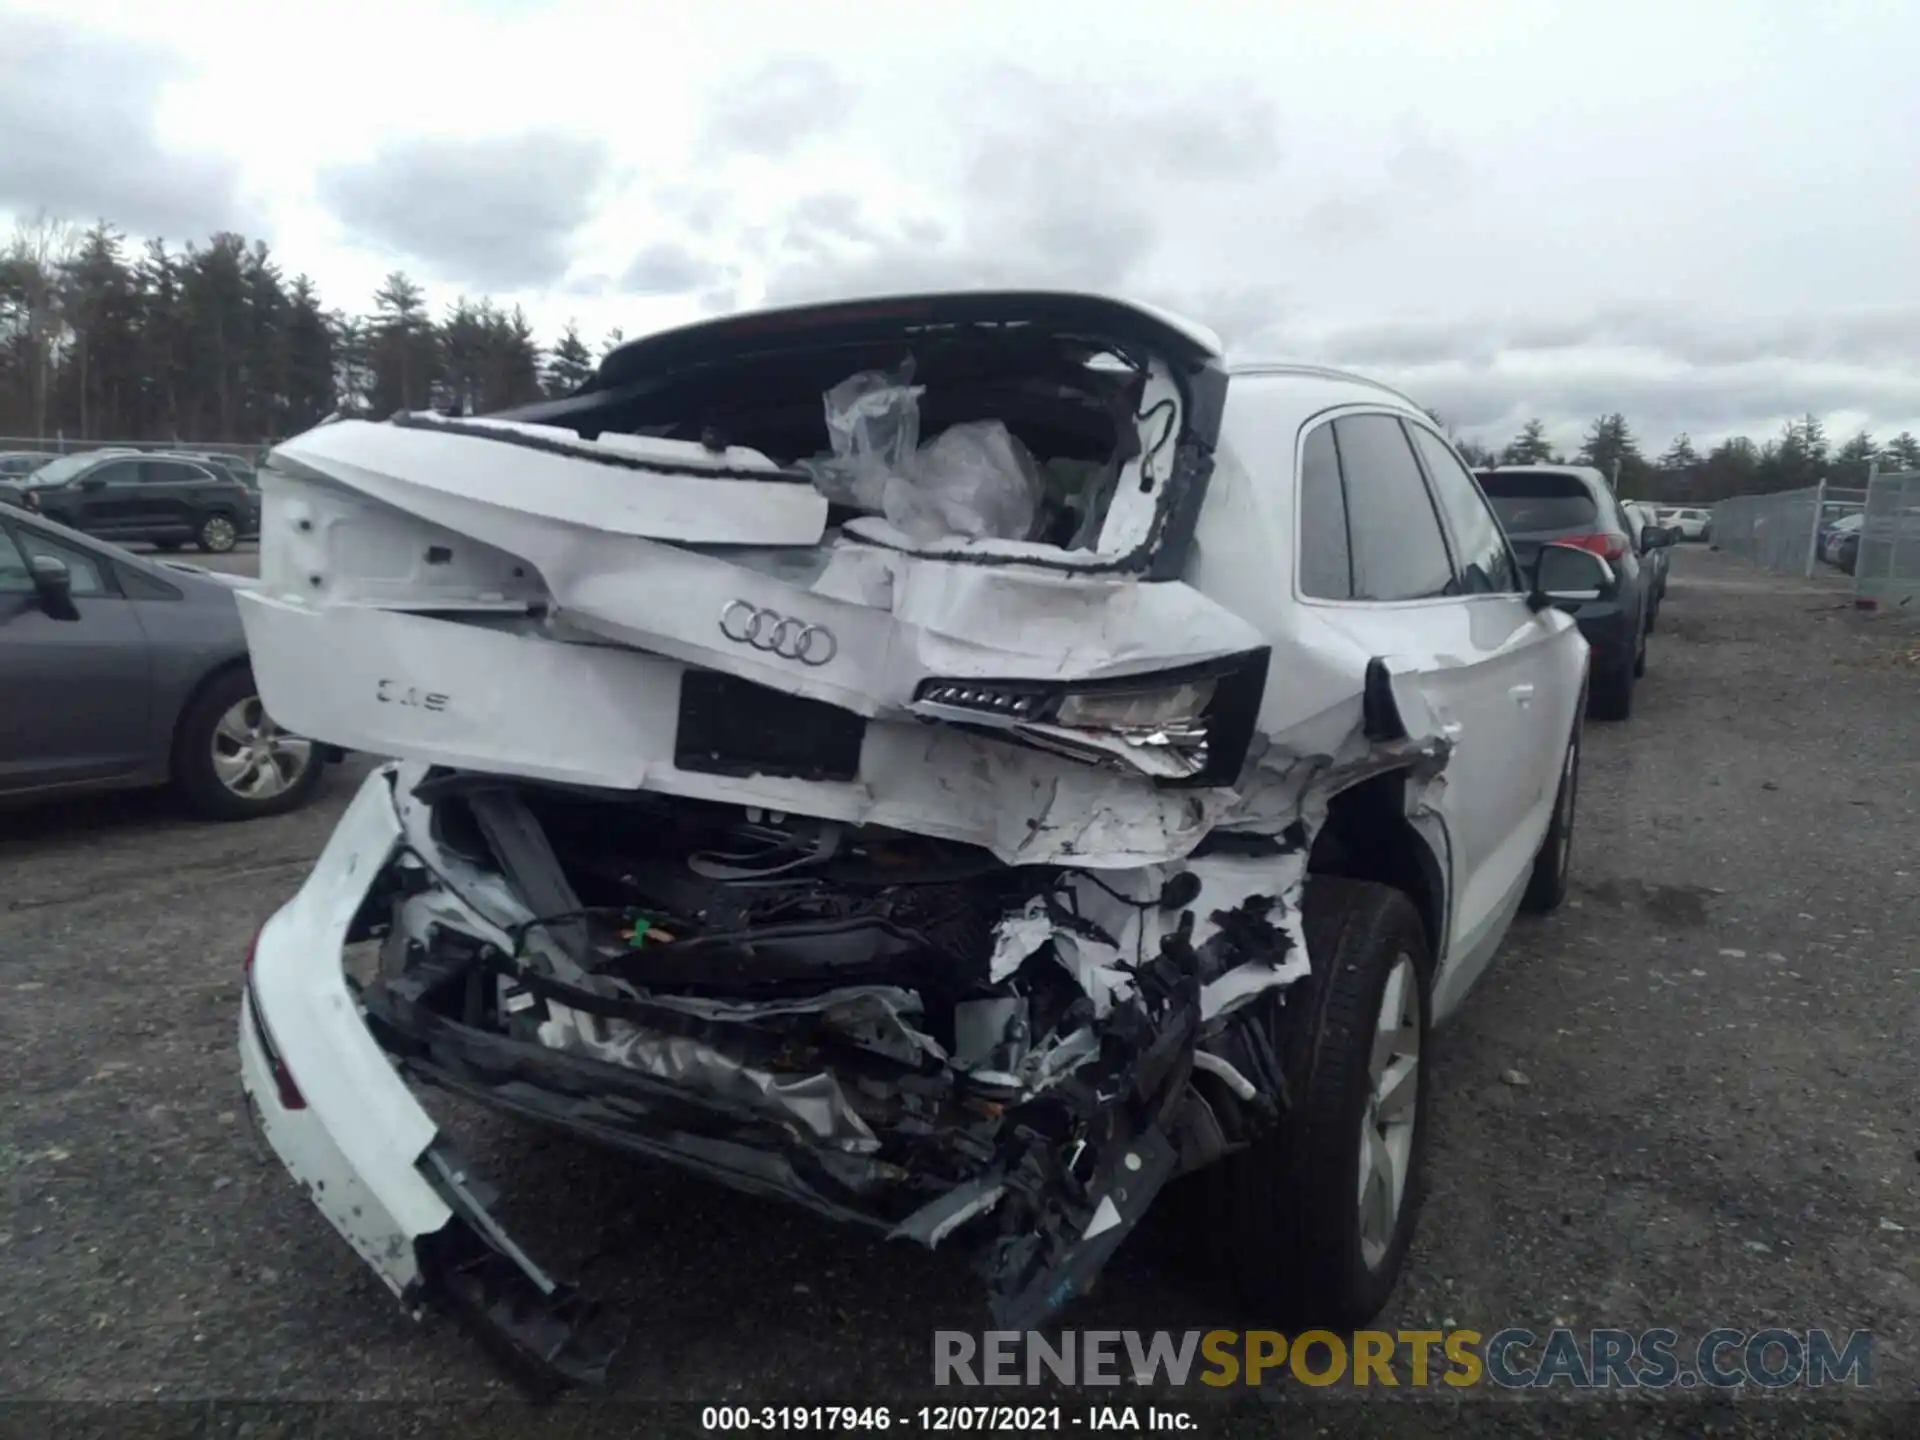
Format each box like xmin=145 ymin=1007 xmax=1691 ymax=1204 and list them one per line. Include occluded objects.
xmin=1557 ymin=532 xmax=1630 ymax=563
xmin=911 ymin=648 xmax=1268 ymax=788
xmin=244 ymin=925 xmax=308 ymax=1111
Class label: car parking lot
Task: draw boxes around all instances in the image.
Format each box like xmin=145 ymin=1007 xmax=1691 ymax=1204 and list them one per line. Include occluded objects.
xmin=1 ymin=546 xmax=1914 ymax=1426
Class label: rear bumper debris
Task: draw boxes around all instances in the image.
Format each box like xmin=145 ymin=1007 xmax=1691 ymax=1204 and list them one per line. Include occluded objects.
xmin=240 ymin=758 xmax=1407 ymax=1386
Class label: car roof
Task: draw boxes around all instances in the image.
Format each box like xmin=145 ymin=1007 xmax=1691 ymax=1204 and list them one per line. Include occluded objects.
xmin=1223 ymin=360 xmax=1428 ymax=413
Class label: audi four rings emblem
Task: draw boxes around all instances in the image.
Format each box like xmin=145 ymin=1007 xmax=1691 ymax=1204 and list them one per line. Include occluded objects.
xmin=718 ymin=600 xmax=838 ymax=666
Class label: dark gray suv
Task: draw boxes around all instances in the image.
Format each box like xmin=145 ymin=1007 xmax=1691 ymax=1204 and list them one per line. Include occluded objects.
xmin=0 ymin=451 xmax=259 ymax=553
xmin=1476 ymin=464 xmax=1674 ymax=720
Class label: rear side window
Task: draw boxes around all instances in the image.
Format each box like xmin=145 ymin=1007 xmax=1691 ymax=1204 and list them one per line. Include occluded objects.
xmin=143 ymin=460 xmax=212 ymax=485
xmin=1329 ymin=415 xmax=1456 ymax=602
xmin=1478 ymin=473 xmax=1599 ymax=533
xmin=118 ymin=563 xmax=184 ymax=601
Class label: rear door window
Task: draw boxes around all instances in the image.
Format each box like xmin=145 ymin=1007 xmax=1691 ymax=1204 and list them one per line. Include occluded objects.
xmin=84 ymin=459 xmax=144 ymax=488
xmin=1406 ymin=425 xmax=1520 ymax=593
xmin=1297 ymin=422 xmax=1353 ymax=599
xmin=1330 ymin=414 xmax=1457 ymax=602
xmin=1477 ymin=473 xmax=1600 ymax=534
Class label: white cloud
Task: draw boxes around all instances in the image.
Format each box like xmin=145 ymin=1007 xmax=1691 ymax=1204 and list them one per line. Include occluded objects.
xmin=1 ymin=0 xmax=1916 ymax=447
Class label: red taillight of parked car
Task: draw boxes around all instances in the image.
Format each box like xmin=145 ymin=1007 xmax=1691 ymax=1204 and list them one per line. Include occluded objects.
xmin=1558 ymin=532 xmax=1630 ymax=562
xmin=244 ymin=926 xmax=308 ymax=1111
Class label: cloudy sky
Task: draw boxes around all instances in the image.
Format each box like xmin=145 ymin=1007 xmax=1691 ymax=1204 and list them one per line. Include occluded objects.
xmin=3 ymin=0 xmax=1917 ymax=452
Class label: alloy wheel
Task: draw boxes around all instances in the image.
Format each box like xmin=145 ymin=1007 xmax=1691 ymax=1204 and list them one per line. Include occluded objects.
xmin=211 ymin=698 xmax=314 ymax=801
xmin=1358 ymin=952 xmax=1422 ymax=1270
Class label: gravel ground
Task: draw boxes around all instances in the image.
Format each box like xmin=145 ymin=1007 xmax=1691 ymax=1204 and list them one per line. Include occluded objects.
xmin=2 ymin=547 xmax=1915 ymax=1437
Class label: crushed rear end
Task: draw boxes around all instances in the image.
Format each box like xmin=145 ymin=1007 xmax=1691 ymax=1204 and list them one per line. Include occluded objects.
xmin=236 ymin=293 xmax=1442 ymax=1386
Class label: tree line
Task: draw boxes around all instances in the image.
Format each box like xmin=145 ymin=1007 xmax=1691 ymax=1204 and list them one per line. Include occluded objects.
xmin=0 ymin=215 xmax=610 ymax=446
xmin=1426 ymin=410 xmax=1920 ymax=505
xmin=6 ymin=213 xmax=1918 ymax=502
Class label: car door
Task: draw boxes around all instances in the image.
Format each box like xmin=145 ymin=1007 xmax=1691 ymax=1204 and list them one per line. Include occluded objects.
xmin=1296 ymin=411 xmax=1572 ymax=981
xmin=68 ymin=457 xmax=147 ymax=536
xmin=0 ymin=520 xmax=156 ymax=791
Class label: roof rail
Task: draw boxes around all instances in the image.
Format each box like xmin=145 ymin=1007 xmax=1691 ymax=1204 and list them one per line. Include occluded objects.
xmin=1226 ymin=360 xmax=1430 ymax=414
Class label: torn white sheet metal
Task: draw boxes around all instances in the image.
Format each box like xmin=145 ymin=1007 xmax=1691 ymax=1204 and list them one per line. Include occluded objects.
xmin=276 ymin=414 xmax=829 ymax=546
xmin=238 ymin=592 xmax=1245 ymax=869
xmin=254 ymin=448 xmax=1265 ymax=710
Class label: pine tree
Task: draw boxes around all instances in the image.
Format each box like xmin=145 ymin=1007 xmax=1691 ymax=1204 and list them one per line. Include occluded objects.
xmin=1659 ymin=434 xmax=1700 ymax=471
xmin=1883 ymin=432 xmax=1920 ymax=472
xmin=1500 ymin=419 xmax=1554 ymax=465
xmin=1831 ymin=430 xmax=1879 ymax=488
xmin=368 ymin=271 xmax=439 ymax=415
xmin=284 ymin=277 xmax=336 ymax=430
xmin=544 ymin=321 xmax=596 ymax=396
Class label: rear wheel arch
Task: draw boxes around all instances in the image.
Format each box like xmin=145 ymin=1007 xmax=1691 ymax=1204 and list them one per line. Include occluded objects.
xmin=166 ymin=655 xmax=254 ymax=772
xmin=1307 ymin=769 xmax=1447 ymax=957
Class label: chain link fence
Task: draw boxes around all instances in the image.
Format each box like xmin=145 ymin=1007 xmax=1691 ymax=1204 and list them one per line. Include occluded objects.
xmin=1710 ymin=487 xmax=1823 ymax=574
xmin=0 ymin=436 xmax=270 ymax=465
xmin=1854 ymin=468 xmax=1920 ymax=612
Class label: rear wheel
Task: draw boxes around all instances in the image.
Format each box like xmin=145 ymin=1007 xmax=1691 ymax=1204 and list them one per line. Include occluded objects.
xmin=1521 ymin=724 xmax=1580 ymax=913
xmin=170 ymin=667 xmax=322 ymax=820
xmin=196 ymin=512 xmax=239 ymax=553
xmin=1201 ymin=878 xmax=1433 ymax=1328
xmin=1589 ymin=654 xmax=1634 ymax=721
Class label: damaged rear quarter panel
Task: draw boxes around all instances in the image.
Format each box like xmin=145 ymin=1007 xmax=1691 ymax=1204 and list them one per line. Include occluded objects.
xmin=242 ymin=770 xmax=452 ymax=1294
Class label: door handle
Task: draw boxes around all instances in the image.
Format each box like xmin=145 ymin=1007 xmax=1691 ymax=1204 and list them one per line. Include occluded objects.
xmin=1509 ymin=683 xmax=1536 ymax=703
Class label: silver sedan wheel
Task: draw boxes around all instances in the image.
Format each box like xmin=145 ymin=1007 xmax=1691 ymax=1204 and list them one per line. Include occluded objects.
xmin=201 ymin=515 xmax=238 ymax=551
xmin=1358 ymin=951 xmax=1422 ymax=1270
xmin=211 ymin=697 xmax=314 ymax=801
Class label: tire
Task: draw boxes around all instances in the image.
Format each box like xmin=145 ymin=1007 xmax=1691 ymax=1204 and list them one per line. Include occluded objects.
xmin=1521 ymin=723 xmax=1580 ymax=914
xmin=169 ymin=666 xmax=324 ymax=821
xmin=1588 ymin=655 xmax=1634 ymax=721
xmin=1200 ymin=877 xmax=1433 ymax=1329
xmin=1632 ymin=623 xmax=1648 ymax=678
xmin=196 ymin=511 xmax=240 ymax=553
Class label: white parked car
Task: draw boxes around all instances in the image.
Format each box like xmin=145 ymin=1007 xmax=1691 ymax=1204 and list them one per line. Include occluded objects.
xmin=1659 ymin=506 xmax=1713 ymax=541
xmin=235 ymin=292 xmax=1600 ymax=1387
